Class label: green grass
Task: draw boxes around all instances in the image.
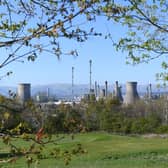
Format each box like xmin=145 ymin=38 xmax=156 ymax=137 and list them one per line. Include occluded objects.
xmin=1 ymin=132 xmax=168 ymax=168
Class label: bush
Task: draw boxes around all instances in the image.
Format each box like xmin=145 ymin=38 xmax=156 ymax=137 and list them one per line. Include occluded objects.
xmin=130 ymin=114 xmax=161 ymax=134
xmin=44 ymin=112 xmax=65 ymax=133
xmin=131 ymin=118 xmax=147 ymax=134
xmin=156 ymin=125 xmax=168 ymax=133
xmin=120 ymin=118 xmax=133 ymax=134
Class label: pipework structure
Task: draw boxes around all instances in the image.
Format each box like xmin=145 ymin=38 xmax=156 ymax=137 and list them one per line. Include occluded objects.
xmin=114 ymin=81 xmax=123 ymax=102
xmin=18 ymin=83 xmax=31 ymax=103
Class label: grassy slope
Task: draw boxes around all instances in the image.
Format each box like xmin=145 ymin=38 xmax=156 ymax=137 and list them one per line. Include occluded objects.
xmin=1 ymin=132 xmax=168 ymax=168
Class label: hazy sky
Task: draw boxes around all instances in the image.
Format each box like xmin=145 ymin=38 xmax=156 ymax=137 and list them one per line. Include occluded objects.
xmin=0 ymin=14 xmax=163 ymax=87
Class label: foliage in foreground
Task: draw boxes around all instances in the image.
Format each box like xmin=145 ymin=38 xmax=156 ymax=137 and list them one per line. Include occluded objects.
xmin=0 ymin=132 xmax=86 ymax=167
xmin=1 ymin=1 xmax=168 ymax=81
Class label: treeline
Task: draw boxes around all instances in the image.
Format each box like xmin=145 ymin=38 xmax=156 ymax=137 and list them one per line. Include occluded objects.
xmin=42 ymin=98 xmax=168 ymax=134
xmin=44 ymin=97 xmax=168 ymax=134
xmin=1 ymin=95 xmax=168 ymax=134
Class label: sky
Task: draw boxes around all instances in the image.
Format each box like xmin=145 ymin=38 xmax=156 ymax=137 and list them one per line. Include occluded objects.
xmin=0 ymin=8 xmax=164 ymax=87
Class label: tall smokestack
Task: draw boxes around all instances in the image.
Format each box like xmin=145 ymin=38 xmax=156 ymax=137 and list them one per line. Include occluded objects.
xmin=89 ymin=59 xmax=92 ymax=92
xmin=95 ymin=81 xmax=97 ymax=97
xmin=115 ymin=81 xmax=119 ymax=96
xmin=97 ymin=84 xmax=100 ymax=97
xmin=149 ymin=83 xmax=152 ymax=99
xmin=124 ymin=81 xmax=139 ymax=104
xmin=105 ymin=81 xmax=108 ymax=97
xmin=72 ymin=66 xmax=74 ymax=100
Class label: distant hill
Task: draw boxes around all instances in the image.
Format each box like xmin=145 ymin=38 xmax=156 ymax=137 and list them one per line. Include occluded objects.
xmin=31 ymin=83 xmax=89 ymax=98
xmin=0 ymin=83 xmax=90 ymax=98
xmin=0 ymin=83 xmax=167 ymax=98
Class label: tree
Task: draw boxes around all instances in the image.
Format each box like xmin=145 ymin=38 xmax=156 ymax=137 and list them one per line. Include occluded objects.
xmin=2 ymin=0 xmax=168 ymax=164
xmin=106 ymin=0 xmax=168 ymax=81
xmin=1 ymin=1 xmax=167 ymax=81
xmin=0 ymin=0 xmax=125 ymax=77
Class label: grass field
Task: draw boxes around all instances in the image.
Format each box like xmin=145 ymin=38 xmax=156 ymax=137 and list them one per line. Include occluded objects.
xmin=1 ymin=132 xmax=168 ymax=168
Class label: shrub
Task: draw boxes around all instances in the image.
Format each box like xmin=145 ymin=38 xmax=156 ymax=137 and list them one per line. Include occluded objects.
xmin=156 ymin=125 xmax=168 ymax=133
xmin=44 ymin=112 xmax=65 ymax=133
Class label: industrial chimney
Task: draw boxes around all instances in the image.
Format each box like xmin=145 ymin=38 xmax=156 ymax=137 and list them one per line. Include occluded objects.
xmin=89 ymin=59 xmax=92 ymax=92
xmin=97 ymin=84 xmax=100 ymax=97
xmin=149 ymin=83 xmax=152 ymax=99
xmin=124 ymin=81 xmax=139 ymax=104
xmin=105 ymin=81 xmax=108 ymax=97
xmin=18 ymin=83 xmax=31 ymax=103
xmin=95 ymin=81 xmax=98 ymax=97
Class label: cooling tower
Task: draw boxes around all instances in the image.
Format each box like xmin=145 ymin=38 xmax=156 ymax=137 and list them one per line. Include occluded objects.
xmin=18 ymin=83 xmax=31 ymax=102
xmin=114 ymin=81 xmax=123 ymax=102
xmin=124 ymin=82 xmax=139 ymax=104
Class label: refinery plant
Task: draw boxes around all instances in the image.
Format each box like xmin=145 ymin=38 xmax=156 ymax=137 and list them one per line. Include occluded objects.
xmin=15 ymin=60 xmax=163 ymax=105
xmin=16 ymin=80 xmax=157 ymax=105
